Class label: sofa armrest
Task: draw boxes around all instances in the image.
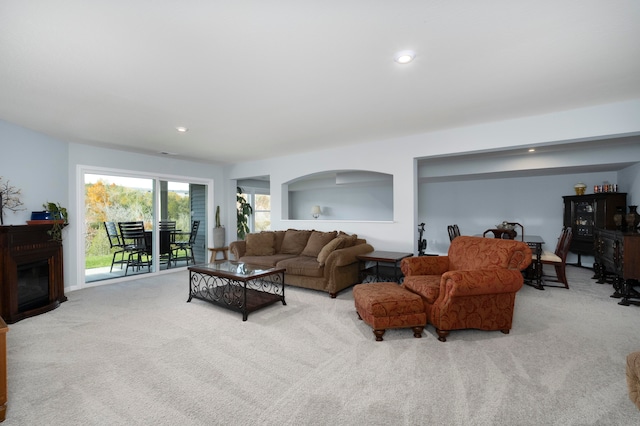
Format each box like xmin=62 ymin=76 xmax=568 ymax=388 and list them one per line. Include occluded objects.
xmin=229 ymin=240 xmax=246 ymax=260
xmin=401 ymin=256 xmax=450 ymax=276
xmin=440 ymin=269 xmax=524 ymax=298
xmin=326 ymin=243 xmax=374 ymax=268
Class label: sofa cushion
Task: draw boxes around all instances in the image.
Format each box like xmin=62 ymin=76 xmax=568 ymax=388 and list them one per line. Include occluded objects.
xmin=276 ymin=256 xmax=324 ymax=278
xmin=239 ymin=254 xmax=297 ymax=268
xmin=273 ymin=230 xmax=286 ymax=253
xmin=245 ymin=232 xmax=275 ymax=256
xmin=301 ymin=230 xmax=337 ymax=257
xmin=317 ymin=237 xmax=345 ymax=265
xmin=280 ymin=229 xmax=312 ymax=255
xmin=336 ymin=231 xmax=358 ymax=248
xmin=402 ymin=276 xmax=441 ymax=304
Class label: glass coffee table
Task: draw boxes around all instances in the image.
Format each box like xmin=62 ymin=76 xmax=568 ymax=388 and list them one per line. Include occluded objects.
xmin=188 ymin=261 xmax=286 ymax=321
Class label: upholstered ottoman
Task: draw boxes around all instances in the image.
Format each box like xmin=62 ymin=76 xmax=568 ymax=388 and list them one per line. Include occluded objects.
xmin=353 ymin=282 xmax=426 ymax=341
xmin=627 ymin=351 xmax=640 ymax=410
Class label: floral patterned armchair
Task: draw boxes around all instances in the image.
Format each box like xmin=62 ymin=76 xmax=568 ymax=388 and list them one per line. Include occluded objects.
xmin=400 ymin=236 xmax=532 ymax=342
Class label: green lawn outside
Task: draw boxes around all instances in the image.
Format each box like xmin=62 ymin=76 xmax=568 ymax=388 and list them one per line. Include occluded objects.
xmin=86 ymin=254 xmax=114 ymax=269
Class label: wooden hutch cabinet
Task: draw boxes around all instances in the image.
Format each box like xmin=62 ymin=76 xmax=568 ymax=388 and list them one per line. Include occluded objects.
xmin=562 ymin=193 xmax=626 ymax=263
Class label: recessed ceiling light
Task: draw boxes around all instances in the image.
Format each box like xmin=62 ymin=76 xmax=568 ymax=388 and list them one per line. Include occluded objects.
xmin=394 ymin=50 xmax=415 ymax=64
xmin=528 ymin=148 xmax=536 ymax=152
xmin=176 ymin=126 xmax=188 ymax=133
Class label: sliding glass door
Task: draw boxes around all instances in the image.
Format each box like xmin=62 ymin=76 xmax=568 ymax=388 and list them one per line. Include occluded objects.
xmin=83 ymin=171 xmax=208 ymax=283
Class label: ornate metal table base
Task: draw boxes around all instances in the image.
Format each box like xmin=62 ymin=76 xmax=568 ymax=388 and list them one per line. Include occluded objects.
xmin=188 ymin=262 xmax=285 ymax=321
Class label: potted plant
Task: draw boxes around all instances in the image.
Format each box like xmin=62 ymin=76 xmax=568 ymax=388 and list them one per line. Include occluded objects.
xmin=237 ymin=186 xmax=252 ymax=240
xmin=213 ymin=205 xmax=225 ymax=248
xmin=41 ymin=201 xmax=68 ymax=242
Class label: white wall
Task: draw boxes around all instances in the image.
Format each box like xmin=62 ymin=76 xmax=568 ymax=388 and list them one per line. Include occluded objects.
xmin=0 ymin=120 xmax=68 ymax=225
xmin=226 ymin=100 xmax=640 ymax=253
xmin=288 ymin=182 xmax=393 ymax=221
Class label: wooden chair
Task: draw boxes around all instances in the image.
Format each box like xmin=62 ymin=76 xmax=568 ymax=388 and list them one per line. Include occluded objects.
xmin=103 ymin=221 xmax=127 ymax=273
xmin=447 ymin=224 xmax=461 ymax=242
xmin=539 ymin=227 xmax=573 ymax=288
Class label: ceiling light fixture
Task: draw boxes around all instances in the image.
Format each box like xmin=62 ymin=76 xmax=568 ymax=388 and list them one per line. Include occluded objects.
xmin=176 ymin=126 xmax=188 ymax=133
xmin=528 ymin=148 xmax=536 ymax=152
xmin=394 ymin=50 xmax=415 ymax=64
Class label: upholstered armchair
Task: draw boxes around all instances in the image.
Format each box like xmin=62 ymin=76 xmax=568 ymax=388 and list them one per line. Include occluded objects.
xmin=400 ymin=236 xmax=532 ymax=342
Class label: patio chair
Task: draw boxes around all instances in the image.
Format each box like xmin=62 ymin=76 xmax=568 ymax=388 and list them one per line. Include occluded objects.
xmin=103 ymin=221 xmax=127 ymax=273
xmin=118 ymin=221 xmax=151 ymax=275
xmin=171 ymin=220 xmax=200 ymax=266
xmin=159 ymin=220 xmax=177 ymax=267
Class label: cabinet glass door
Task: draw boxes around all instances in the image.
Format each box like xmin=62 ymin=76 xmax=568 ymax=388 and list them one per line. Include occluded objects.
xmin=575 ymin=201 xmax=595 ymax=237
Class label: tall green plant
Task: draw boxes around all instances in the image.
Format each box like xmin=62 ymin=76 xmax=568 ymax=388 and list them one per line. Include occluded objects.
xmin=215 ymin=205 xmax=221 ymax=228
xmin=237 ymin=186 xmax=252 ymax=240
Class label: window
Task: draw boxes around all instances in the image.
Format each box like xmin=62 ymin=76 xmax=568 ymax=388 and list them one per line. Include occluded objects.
xmin=81 ymin=168 xmax=211 ymax=285
xmin=239 ymin=188 xmax=271 ymax=233
xmin=254 ymin=193 xmax=271 ymax=232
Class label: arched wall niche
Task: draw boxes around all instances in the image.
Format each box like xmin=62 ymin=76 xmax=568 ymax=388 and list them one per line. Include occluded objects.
xmin=283 ymin=170 xmax=393 ymax=221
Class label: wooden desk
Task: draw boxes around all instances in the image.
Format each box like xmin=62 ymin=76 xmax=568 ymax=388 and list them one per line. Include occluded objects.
xmin=208 ymin=246 xmax=229 ymax=262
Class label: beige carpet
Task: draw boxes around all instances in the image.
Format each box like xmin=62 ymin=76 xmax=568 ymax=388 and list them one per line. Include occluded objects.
xmin=4 ymin=266 xmax=640 ymax=425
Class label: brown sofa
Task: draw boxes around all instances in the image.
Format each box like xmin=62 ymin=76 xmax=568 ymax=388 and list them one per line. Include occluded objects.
xmin=229 ymin=229 xmax=374 ymax=298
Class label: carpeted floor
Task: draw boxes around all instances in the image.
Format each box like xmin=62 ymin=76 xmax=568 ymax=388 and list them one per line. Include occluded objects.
xmin=4 ymin=265 xmax=640 ymax=425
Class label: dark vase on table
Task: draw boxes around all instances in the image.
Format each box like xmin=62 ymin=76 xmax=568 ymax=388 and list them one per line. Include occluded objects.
xmin=614 ymin=207 xmax=625 ymax=230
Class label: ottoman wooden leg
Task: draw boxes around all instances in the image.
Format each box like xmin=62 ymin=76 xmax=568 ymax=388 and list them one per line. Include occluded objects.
xmin=373 ymin=329 xmax=385 ymax=341
xmin=412 ymin=326 xmax=424 ymax=338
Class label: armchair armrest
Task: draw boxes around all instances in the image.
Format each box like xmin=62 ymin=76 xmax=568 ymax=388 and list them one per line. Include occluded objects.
xmin=441 ymin=269 xmax=524 ymax=298
xmin=401 ymin=256 xmax=450 ymax=276
xmin=229 ymin=240 xmax=246 ymax=260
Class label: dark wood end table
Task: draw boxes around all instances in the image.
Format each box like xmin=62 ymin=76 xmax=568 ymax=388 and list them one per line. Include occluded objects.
xmin=357 ymin=251 xmax=413 ymax=283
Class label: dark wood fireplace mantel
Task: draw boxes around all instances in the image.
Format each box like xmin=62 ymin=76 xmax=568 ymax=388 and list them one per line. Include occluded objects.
xmin=0 ymin=224 xmax=67 ymax=324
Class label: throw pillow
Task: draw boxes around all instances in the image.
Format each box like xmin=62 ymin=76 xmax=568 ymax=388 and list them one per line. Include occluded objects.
xmin=280 ymin=229 xmax=312 ymax=255
xmin=245 ymin=232 xmax=275 ymax=256
xmin=301 ymin=230 xmax=338 ymax=257
xmin=317 ymin=237 xmax=345 ymax=265
xmin=336 ymin=231 xmax=358 ymax=248
xmin=273 ymin=230 xmax=286 ymax=253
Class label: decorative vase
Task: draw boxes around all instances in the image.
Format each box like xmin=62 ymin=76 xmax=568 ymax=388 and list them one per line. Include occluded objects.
xmin=613 ymin=207 xmax=624 ymax=230
xmin=213 ymin=227 xmax=226 ymax=248
xmin=626 ymin=205 xmax=640 ymax=232
xmin=574 ymin=182 xmax=587 ymax=196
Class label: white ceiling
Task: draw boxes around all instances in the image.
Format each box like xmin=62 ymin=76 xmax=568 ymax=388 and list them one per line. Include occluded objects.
xmin=1 ymin=1 xmax=639 ymax=165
